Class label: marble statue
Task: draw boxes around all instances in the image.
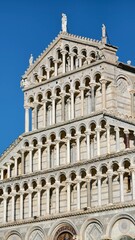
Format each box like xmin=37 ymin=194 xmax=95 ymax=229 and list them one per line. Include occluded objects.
xmin=29 ymin=54 xmax=33 ymax=66
xmin=62 ymin=13 xmax=67 ymax=32
xmin=102 ymin=24 xmax=106 ymax=38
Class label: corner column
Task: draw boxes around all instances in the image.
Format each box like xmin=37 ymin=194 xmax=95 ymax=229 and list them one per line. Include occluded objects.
xmin=24 ymin=105 xmax=30 ymax=133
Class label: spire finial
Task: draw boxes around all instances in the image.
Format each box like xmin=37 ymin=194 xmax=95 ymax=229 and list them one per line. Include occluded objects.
xmin=62 ymin=13 xmax=67 ymax=32
xmin=102 ymin=24 xmax=107 ymax=44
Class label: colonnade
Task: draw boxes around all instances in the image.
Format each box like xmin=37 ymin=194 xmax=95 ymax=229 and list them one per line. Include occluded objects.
xmin=0 ymin=159 xmax=135 ymax=223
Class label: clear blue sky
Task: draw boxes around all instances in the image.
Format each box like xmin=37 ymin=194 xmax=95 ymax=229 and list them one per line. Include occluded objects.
xmin=0 ymin=0 xmax=135 ymax=154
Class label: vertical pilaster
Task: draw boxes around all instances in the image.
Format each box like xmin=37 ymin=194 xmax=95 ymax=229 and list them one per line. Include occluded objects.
xmin=95 ymin=127 xmax=101 ymax=156
xmin=29 ymin=148 xmax=33 ymax=173
xmin=11 ymin=194 xmax=15 ymax=221
xmin=76 ymin=133 xmax=80 ymax=162
xmin=43 ymin=100 xmax=47 ymax=128
xmin=20 ymin=193 xmax=23 ymax=219
xmin=90 ymin=83 xmax=95 ymax=112
xmin=131 ymin=168 xmax=135 ymax=200
xmin=56 ymin=140 xmax=60 ymax=166
xmin=24 ymin=106 xmax=29 ymax=133
xmin=38 ymin=145 xmax=42 ymax=171
xmin=51 ymin=96 xmax=55 ymax=124
xmin=47 ymin=142 xmax=51 ymax=168
xmin=100 ymin=79 xmax=107 ymax=109
xmin=119 ymin=170 xmax=124 ymax=202
xmin=55 ymin=182 xmax=60 ymax=213
xmin=76 ymin=179 xmax=81 ymax=210
xmin=107 ymin=170 xmax=113 ymax=204
xmin=46 ymin=185 xmax=50 ymax=214
xmin=106 ymin=125 xmax=110 ymax=154
xmin=114 ymin=126 xmax=120 ymax=152
xmin=66 ymin=136 xmax=71 ymax=164
xmin=34 ymin=103 xmax=38 ymax=130
xmin=86 ymin=131 xmax=90 ymax=160
xmin=3 ymin=196 xmax=7 ymax=222
xmin=66 ymin=181 xmax=71 ymax=212
xmin=70 ymin=90 xmax=74 ymax=119
xmin=80 ymin=86 xmax=85 ymax=116
xmin=97 ymin=174 xmax=101 ymax=206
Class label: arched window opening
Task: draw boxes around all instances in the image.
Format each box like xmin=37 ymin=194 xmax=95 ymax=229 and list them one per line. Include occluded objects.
xmin=3 ymin=169 xmax=7 ymax=179
xmin=70 ymin=172 xmax=76 ymax=181
xmin=112 ymin=163 xmax=119 ymax=172
xmin=80 ymin=170 xmax=86 ymax=178
xmin=24 ymin=141 xmax=29 ymax=147
xmin=95 ymin=73 xmax=101 ymax=84
xmin=90 ymin=168 xmax=97 ymax=176
xmin=37 ymin=94 xmax=43 ymax=103
xmin=29 ymin=97 xmax=34 ymax=104
xmin=70 ymin=128 xmax=76 ymax=137
xmin=57 ymin=49 xmax=62 ymax=61
xmin=46 ymin=91 xmax=52 ymax=100
xmin=82 ymin=49 xmax=87 ymax=65
xmin=101 ymin=165 xmax=108 ymax=175
xmin=7 ymin=187 xmax=12 ymax=194
xmin=49 ymin=57 xmax=54 ymax=78
xmin=64 ymin=84 xmax=70 ymax=94
xmin=123 ymin=160 xmax=130 ymax=169
xmin=15 ymin=185 xmax=20 ymax=192
xmin=56 ymin=87 xmax=61 ymax=97
xmin=32 ymin=139 xmax=38 ymax=147
xmin=73 ymin=48 xmax=78 ymax=69
xmin=41 ymin=136 xmax=47 ymax=145
xmin=60 ymin=130 xmax=66 ymax=140
xmin=84 ymin=77 xmax=90 ymax=87
xmin=60 ymin=174 xmax=66 ymax=183
xmin=50 ymin=134 xmax=56 ymax=143
xmin=0 ymin=189 xmax=3 ymax=196
xmin=90 ymin=51 xmax=96 ymax=62
xmin=34 ymin=73 xmax=39 ymax=83
xmin=23 ymin=183 xmax=28 ymax=191
xmin=74 ymin=81 xmax=80 ymax=90
xmin=50 ymin=177 xmax=55 ymax=185
xmin=41 ymin=179 xmax=46 ymax=187
xmin=32 ymin=181 xmax=37 ymax=189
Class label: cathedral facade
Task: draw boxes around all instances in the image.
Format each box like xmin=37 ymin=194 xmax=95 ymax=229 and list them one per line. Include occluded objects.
xmin=0 ymin=15 xmax=135 ymax=240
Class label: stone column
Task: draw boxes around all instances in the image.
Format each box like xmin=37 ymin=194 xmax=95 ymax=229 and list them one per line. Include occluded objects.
xmin=7 ymin=163 xmax=11 ymax=178
xmin=130 ymin=168 xmax=135 ymax=200
xmin=37 ymin=189 xmax=41 ymax=216
xmin=60 ymin=92 xmax=65 ymax=121
xmin=20 ymin=192 xmax=23 ymax=219
xmin=87 ymin=91 xmax=92 ymax=114
xmin=46 ymin=185 xmax=50 ymax=214
xmin=0 ymin=169 xmax=3 ymax=180
xmin=114 ymin=127 xmax=120 ymax=152
xmin=21 ymin=150 xmax=25 ymax=174
xmin=54 ymin=60 xmax=58 ymax=76
xmin=66 ymin=181 xmax=71 ymax=212
xmin=28 ymin=189 xmax=32 ymax=218
xmin=76 ymin=133 xmax=80 ymax=162
xmin=55 ymin=182 xmax=60 ymax=213
xmin=78 ymin=55 xmax=83 ymax=68
xmin=95 ymin=127 xmax=101 ymax=156
xmin=34 ymin=103 xmax=38 ymax=130
xmin=51 ymin=96 xmax=55 ymax=125
xmin=46 ymin=68 xmax=50 ymax=80
xmin=70 ymin=90 xmax=75 ymax=119
xmin=106 ymin=125 xmax=110 ymax=154
xmin=124 ymin=130 xmax=130 ymax=149
xmin=66 ymin=136 xmax=71 ymax=164
xmin=14 ymin=157 xmax=18 ymax=176
xmin=11 ymin=193 xmax=15 ymax=221
xmin=90 ymin=83 xmax=95 ymax=112
xmin=100 ymin=79 xmax=107 ymax=109
xmin=76 ymin=178 xmax=81 ymax=210
xmin=61 ymin=50 xmax=67 ymax=74
xmin=56 ymin=139 xmax=60 ymax=166
xmin=70 ymin=53 xmax=75 ymax=71
xmin=97 ymin=174 xmax=102 ymax=206
xmin=47 ymin=141 xmax=51 ymax=168
xmin=80 ymin=86 xmax=85 ymax=116
xmin=86 ymin=131 xmax=90 ymax=160
xmin=67 ymin=98 xmax=71 ymax=120
xmin=43 ymin=100 xmax=47 ymax=128
xmin=119 ymin=170 xmax=124 ymax=202
xmin=48 ymin=105 xmax=52 ymax=125
xmin=86 ymin=177 xmax=91 ymax=208
xmin=29 ymin=148 xmax=33 ymax=173
xmin=38 ymin=145 xmax=42 ymax=171
xmin=107 ymin=170 xmax=113 ymax=204
xmin=3 ymin=196 xmax=7 ymax=222
xmin=24 ymin=106 xmax=29 ymax=133
xmin=130 ymin=90 xmax=135 ymax=118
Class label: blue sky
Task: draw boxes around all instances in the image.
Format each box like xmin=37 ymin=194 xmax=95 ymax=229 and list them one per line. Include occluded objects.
xmin=0 ymin=0 xmax=135 ymax=154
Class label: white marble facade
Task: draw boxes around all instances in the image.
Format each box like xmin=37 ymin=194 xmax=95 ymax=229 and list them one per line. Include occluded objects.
xmin=0 ymin=16 xmax=135 ymax=240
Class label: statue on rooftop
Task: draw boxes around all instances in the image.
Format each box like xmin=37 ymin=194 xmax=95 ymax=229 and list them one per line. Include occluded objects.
xmin=102 ymin=24 xmax=107 ymax=44
xmin=29 ymin=54 xmax=33 ymax=66
xmin=62 ymin=13 xmax=67 ymax=32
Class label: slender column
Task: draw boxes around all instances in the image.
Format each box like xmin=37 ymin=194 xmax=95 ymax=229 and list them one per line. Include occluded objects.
xmin=119 ymin=170 xmax=124 ymax=202
xmin=20 ymin=192 xmax=23 ymax=219
xmin=106 ymin=125 xmax=110 ymax=154
xmin=46 ymin=68 xmax=50 ymax=80
xmin=3 ymin=196 xmax=7 ymax=222
xmin=51 ymin=96 xmax=55 ymax=124
xmin=55 ymin=182 xmax=60 ymax=213
xmin=100 ymin=79 xmax=107 ymax=109
xmin=86 ymin=131 xmax=90 ymax=160
xmin=38 ymin=145 xmax=42 ymax=171
xmin=54 ymin=60 xmax=58 ymax=76
xmin=97 ymin=175 xmax=102 ymax=206
xmin=46 ymin=185 xmax=50 ymax=214
xmin=77 ymin=179 xmax=81 ymax=210
xmin=67 ymin=99 xmax=71 ymax=120
xmin=7 ymin=163 xmax=11 ymax=178
xmin=78 ymin=55 xmax=83 ymax=68
xmin=95 ymin=127 xmax=101 ymax=156
xmin=11 ymin=194 xmax=15 ymax=221
xmin=70 ymin=90 xmax=74 ymax=119
xmin=70 ymin=53 xmax=75 ymax=71
xmin=130 ymin=90 xmax=135 ymax=118
xmin=130 ymin=168 xmax=135 ymax=200
xmin=56 ymin=140 xmax=60 ymax=166
xmin=90 ymin=83 xmax=95 ymax=112
xmin=29 ymin=148 xmax=33 ymax=173
xmin=34 ymin=103 xmax=38 ymax=130
xmin=48 ymin=105 xmax=52 ymax=125
xmin=47 ymin=142 xmax=51 ymax=168
xmin=43 ymin=100 xmax=47 ymax=128
xmin=80 ymin=87 xmax=85 ymax=116
xmin=28 ymin=190 xmax=32 ymax=218
xmin=37 ymin=189 xmax=41 ymax=216
xmin=25 ymin=106 xmax=29 ymax=133
xmin=107 ymin=170 xmax=113 ymax=204
xmin=21 ymin=150 xmax=25 ymax=174
xmin=0 ymin=169 xmax=3 ymax=180
xmin=124 ymin=130 xmax=130 ymax=148
xmin=61 ymin=92 xmax=65 ymax=121
xmin=114 ymin=126 xmax=120 ymax=152
xmin=61 ymin=51 xmax=67 ymax=73
xmin=66 ymin=136 xmax=71 ymax=164
xmin=86 ymin=177 xmax=91 ymax=208
xmin=14 ymin=157 xmax=18 ymax=176
xmin=76 ymin=134 xmax=80 ymax=162
xmin=87 ymin=91 xmax=91 ymax=114
xmin=66 ymin=181 xmax=71 ymax=211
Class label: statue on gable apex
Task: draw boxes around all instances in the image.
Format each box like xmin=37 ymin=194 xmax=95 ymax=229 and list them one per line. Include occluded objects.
xmin=62 ymin=13 xmax=67 ymax=32
xmin=29 ymin=53 xmax=33 ymax=66
xmin=102 ymin=24 xmax=107 ymax=44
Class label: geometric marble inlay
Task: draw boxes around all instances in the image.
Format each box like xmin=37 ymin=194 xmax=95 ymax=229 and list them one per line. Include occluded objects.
xmin=85 ymin=223 xmax=102 ymax=240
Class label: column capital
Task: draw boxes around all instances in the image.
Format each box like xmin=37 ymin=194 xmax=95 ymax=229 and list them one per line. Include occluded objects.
xmin=69 ymin=52 xmax=76 ymax=57
xmin=61 ymin=49 xmax=67 ymax=55
xmin=114 ymin=126 xmax=120 ymax=131
xmin=100 ymin=79 xmax=108 ymax=84
xmin=24 ymin=105 xmax=30 ymax=109
xmin=124 ymin=129 xmax=129 ymax=134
